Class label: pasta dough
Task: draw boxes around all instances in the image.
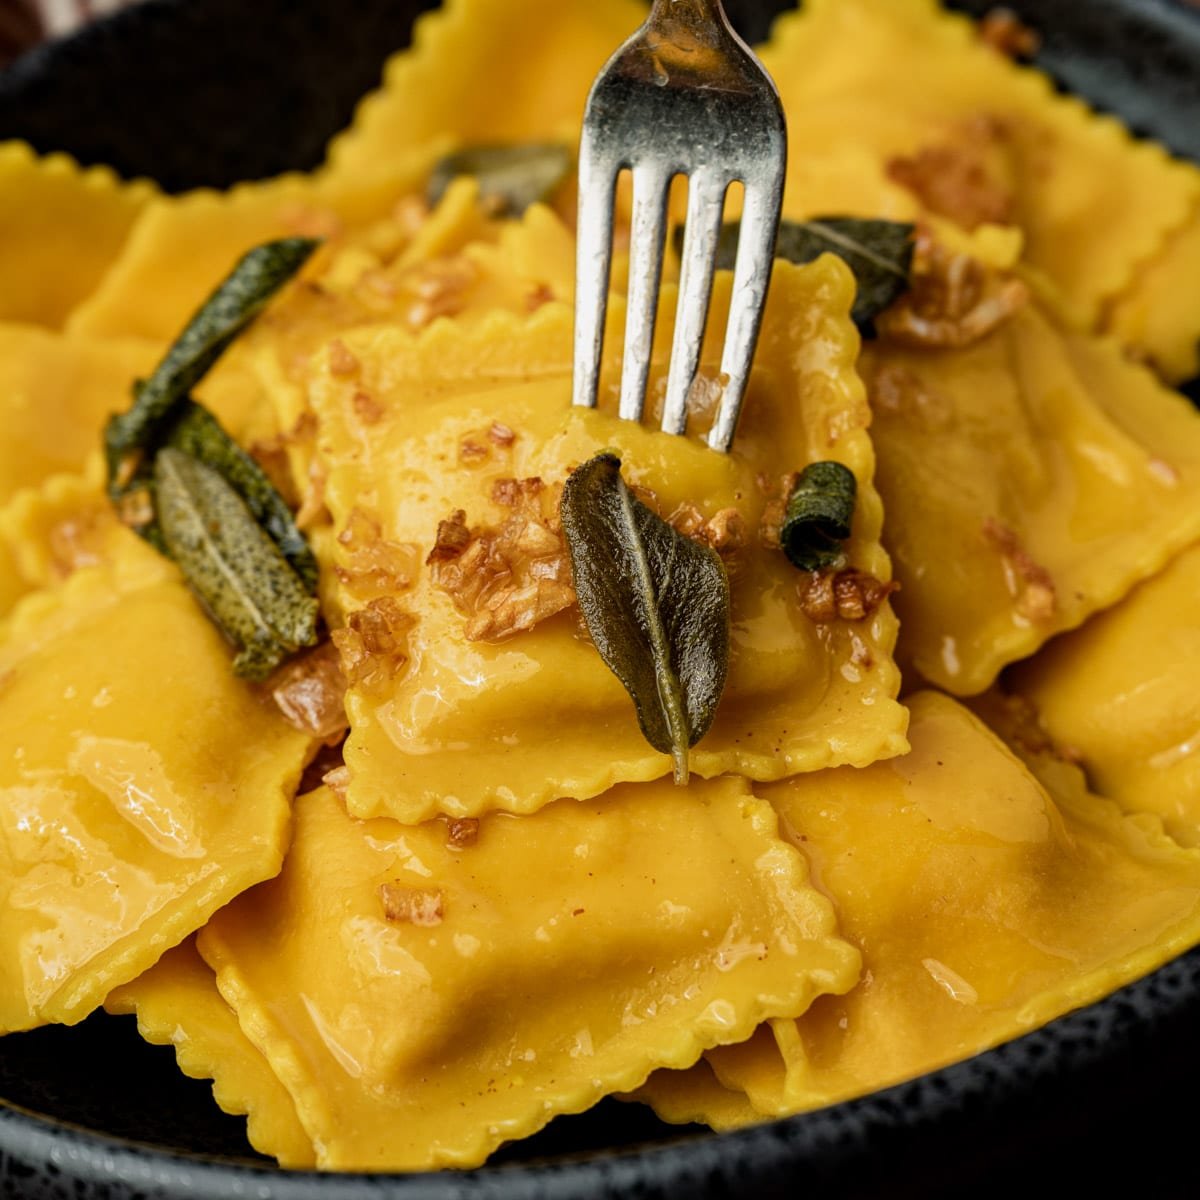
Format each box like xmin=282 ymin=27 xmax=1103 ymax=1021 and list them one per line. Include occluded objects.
xmin=104 ymin=939 xmax=315 ymax=1168
xmin=0 ymin=552 xmax=310 ymax=1031
xmin=312 ymin=257 xmax=905 ymax=822
xmin=198 ymin=780 xmax=859 ymax=1170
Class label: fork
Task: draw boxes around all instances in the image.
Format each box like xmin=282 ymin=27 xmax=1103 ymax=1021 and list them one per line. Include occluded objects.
xmin=571 ymin=0 xmax=786 ymax=453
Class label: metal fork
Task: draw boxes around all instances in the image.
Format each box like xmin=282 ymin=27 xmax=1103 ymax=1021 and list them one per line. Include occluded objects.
xmin=571 ymin=0 xmax=786 ymax=453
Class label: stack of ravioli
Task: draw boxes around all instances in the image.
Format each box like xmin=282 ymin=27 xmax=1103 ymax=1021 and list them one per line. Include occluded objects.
xmin=3 ymin=0 xmax=1200 ymax=1173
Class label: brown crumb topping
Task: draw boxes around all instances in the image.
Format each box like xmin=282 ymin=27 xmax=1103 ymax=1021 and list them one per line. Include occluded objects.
xmin=887 ymin=116 xmax=1014 ymax=231
xmin=798 ymin=569 xmax=899 ymax=624
xmin=876 ymin=228 xmax=1029 ymax=349
xmin=336 ymin=507 xmax=419 ymax=598
xmin=428 ymin=477 xmax=576 ymax=642
xmin=404 ymin=257 xmax=477 ymax=330
xmin=977 ymin=7 xmax=1041 ymax=59
xmin=445 ymin=818 xmax=480 ymax=849
xmin=380 ymin=884 xmax=444 ymax=926
xmin=328 ymin=338 xmax=360 ymax=377
xmin=323 ymin=763 xmax=351 ymax=800
xmin=331 ymin=596 xmax=413 ymax=692
xmin=488 ymin=421 xmax=516 ymax=447
xmin=269 ymin=641 xmax=349 ymax=741
xmin=982 ymin=517 xmax=1057 ymax=622
xmin=352 ymin=390 xmax=385 ymax=425
xmin=666 ymin=502 xmax=746 ymax=557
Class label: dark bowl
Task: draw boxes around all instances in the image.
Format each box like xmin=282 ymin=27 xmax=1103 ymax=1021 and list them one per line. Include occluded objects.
xmin=2 ymin=2 xmax=1199 ymax=1197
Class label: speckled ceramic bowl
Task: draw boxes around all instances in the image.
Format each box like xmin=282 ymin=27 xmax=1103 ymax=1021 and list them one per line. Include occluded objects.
xmin=1 ymin=2 xmax=1199 ymax=1196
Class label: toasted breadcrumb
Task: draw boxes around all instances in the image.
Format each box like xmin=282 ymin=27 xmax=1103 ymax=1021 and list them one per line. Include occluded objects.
xmin=982 ymin=517 xmax=1057 ymax=621
xmin=877 ymin=229 xmax=1028 ymax=349
xmin=269 ymin=642 xmax=349 ymax=741
xmin=978 ymin=8 xmax=1040 ymax=58
xmin=380 ymin=885 xmax=444 ymax=926
xmin=446 ymin=818 xmax=480 ymax=849
xmin=332 ymin=597 xmax=413 ymax=692
xmin=798 ymin=569 xmax=899 ymax=624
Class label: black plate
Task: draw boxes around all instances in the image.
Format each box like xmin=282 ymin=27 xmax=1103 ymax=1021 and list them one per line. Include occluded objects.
xmin=1 ymin=2 xmax=1199 ymax=1196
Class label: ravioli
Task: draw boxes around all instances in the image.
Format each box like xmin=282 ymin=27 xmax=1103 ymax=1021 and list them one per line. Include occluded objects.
xmin=1104 ymin=202 xmax=1200 ymax=384
xmin=759 ymin=0 xmax=1200 ymax=323
xmin=691 ymin=691 xmax=1200 ymax=1118
xmin=311 ymin=257 xmax=906 ymax=823
xmin=104 ymin=939 xmax=315 ymax=1168
xmin=0 ymin=142 xmax=156 ymax=329
xmin=0 ymin=324 xmax=161 ymax=505
xmin=325 ymin=0 xmax=645 ymax=175
xmin=1008 ymin=543 xmax=1200 ymax=848
xmin=0 ymin=553 xmax=311 ymax=1032
xmin=197 ymin=779 xmax=859 ymax=1170
xmin=865 ymin=300 xmax=1200 ymax=695
xmin=65 ymin=147 xmax=441 ymax=344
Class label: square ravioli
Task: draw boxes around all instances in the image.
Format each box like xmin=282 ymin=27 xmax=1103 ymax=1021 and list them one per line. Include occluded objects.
xmin=864 ymin=299 xmax=1200 ymax=695
xmin=0 ymin=550 xmax=311 ymax=1032
xmin=759 ymin=0 xmax=1200 ymax=323
xmin=0 ymin=142 xmax=156 ymax=328
xmin=310 ymin=257 xmax=906 ymax=822
xmin=693 ymin=692 xmax=1200 ymax=1118
xmin=197 ymin=778 xmax=859 ymax=1171
xmin=106 ymin=939 xmax=314 ymax=1168
xmin=0 ymin=325 xmax=161 ymax=505
xmin=1008 ymin=543 xmax=1200 ymax=847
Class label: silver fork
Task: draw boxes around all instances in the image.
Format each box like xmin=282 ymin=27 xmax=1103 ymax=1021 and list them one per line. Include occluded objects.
xmin=571 ymin=0 xmax=786 ymax=453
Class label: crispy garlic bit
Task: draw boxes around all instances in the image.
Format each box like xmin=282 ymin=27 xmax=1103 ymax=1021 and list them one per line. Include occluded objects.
xmin=428 ymin=477 xmax=576 ymax=642
xmin=876 ymin=229 xmax=1029 ymax=349
xmin=982 ymin=517 xmax=1057 ymax=622
xmin=332 ymin=597 xmax=413 ymax=694
xmin=269 ymin=641 xmax=349 ymax=742
xmin=798 ymin=569 xmax=899 ymax=625
xmin=336 ymin=507 xmax=419 ymax=598
xmin=886 ymin=116 xmax=1015 ymax=232
xmin=445 ymin=818 xmax=480 ymax=849
xmin=977 ymin=7 xmax=1041 ymax=59
xmin=666 ymin=503 xmax=747 ymax=558
xmin=379 ymin=884 xmax=444 ymax=927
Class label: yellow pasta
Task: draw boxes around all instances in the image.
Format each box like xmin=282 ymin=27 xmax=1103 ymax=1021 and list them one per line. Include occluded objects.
xmin=1009 ymin=543 xmax=1200 ymax=847
xmin=865 ymin=301 xmax=1200 ymax=695
xmin=198 ymin=780 xmax=858 ymax=1170
xmin=104 ymin=939 xmax=315 ymax=1168
xmin=0 ymin=550 xmax=310 ymax=1032
xmin=0 ymin=142 xmax=156 ymax=329
xmin=759 ymin=0 xmax=1200 ymax=324
xmin=2 ymin=0 xmax=1200 ymax=1172
xmin=312 ymin=257 xmax=905 ymax=823
xmin=0 ymin=324 xmax=161 ymax=506
xmin=656 ymin=692 xmax=1200 ymax=1119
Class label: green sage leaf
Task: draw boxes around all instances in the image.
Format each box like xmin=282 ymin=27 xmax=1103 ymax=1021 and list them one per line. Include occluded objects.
xmin=154 ymin=447 xmax=319 ymax=681
xmin=780 ymin=461 xmax=857 ymax=571
xmin=427 ymin=144 xmax=572 ymax=216
xmin=164 ymin=401 xmax=318 ymax=591
xmin=674 ymin=216 xmax=915 ymax=330
xmin=104 ymin=236 xmax=319 ymax=490
xmin=560 ymin=452 xmax=730 ymax=784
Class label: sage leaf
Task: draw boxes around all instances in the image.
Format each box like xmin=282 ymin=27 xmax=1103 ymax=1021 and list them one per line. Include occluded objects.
xmin=164 ymin=401 xmax=318 ymax=591
xmin=674 ymin=216 xmax=915 ymax=330
xmin=560 ymin=453 xmax=730 ymax=784
xmin=154 ymin=448 xmax=319 ymax=682
xmin=427 ymin=144 xmax=572 ymax=216
xmin=104 ymin=236 xmax=319 ymax=490
xmin=780 ymin=461 xmax=857 ymax=571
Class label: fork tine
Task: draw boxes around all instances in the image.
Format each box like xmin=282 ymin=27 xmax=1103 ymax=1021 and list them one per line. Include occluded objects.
xmin=619 ymin=163 xmax=672 ymax=422
xmin=661 ymin=171 xmax=728 ymax=436
xmin=572 ymin=149 xmax=617 ymax=410
xmin=707 ymin=180 xmax=783 ymax=452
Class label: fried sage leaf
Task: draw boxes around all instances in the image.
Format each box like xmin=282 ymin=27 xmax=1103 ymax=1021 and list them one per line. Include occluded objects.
xmin=154 ymin=448 xmax=319 ymax=681
xmin=780 ymin=461 xmax=857 ymax=571
xmin=427 ymin=144 xmax=572 ymax=216
xmin=560 ymin=453 xmax=730 ymax=784
xmin=675 ymin=217 xmax=915 ymax=330
xmin=164 ymin=401 xmax=318 ymax=591
xmin=104 ymin=236 xmax=319 ymax=490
